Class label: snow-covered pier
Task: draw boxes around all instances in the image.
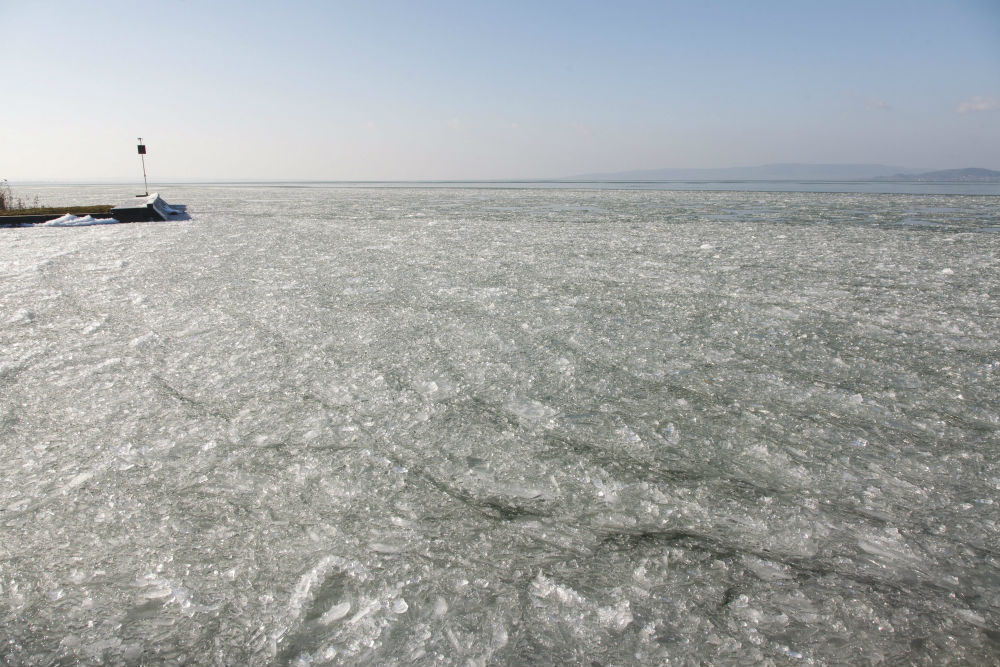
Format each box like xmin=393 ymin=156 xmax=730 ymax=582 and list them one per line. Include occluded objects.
xmin=1 ymin=193 xmax=184 ymax=227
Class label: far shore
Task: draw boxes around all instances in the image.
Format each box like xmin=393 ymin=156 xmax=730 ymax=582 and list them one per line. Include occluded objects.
xmin=0 ymin=205 xmax=113 ymax=217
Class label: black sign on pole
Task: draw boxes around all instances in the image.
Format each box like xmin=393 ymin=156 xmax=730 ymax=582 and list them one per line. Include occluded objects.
xmin=137 ymin=143 xmax=146 ymax=155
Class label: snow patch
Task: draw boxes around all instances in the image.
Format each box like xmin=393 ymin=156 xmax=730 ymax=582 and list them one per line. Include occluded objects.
xmin=40 ymin=215 xmax=119 ymax=227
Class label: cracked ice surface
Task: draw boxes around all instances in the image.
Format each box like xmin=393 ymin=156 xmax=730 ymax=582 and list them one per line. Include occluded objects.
xmin=1 ymin=185 xmax=999 ymax=666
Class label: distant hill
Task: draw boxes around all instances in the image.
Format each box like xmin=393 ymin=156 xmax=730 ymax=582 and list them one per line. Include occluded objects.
xmin=872 ymin=168 xmax=1000 ymax=183
xmin=569 ymin=163 xmax=926 ymax=181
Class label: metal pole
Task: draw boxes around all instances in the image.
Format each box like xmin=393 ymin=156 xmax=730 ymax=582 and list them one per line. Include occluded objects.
xmin=138 ymin=137 xmax=149 ymax=196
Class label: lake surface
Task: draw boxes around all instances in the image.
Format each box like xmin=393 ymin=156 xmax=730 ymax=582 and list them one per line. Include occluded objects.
xmin=2 ymin=185 xmax=998 ymax=665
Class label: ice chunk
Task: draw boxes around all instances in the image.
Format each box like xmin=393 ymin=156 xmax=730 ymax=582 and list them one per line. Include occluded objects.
xmin=319 ymin=601 xmax=351 ymax=624
xmin=597 ymin=600 xmax=633 ymax=631
xmin=505 ymin=395 xmax=556 ymax=421
xmin=433 ymin=596 xmax=449 ymax=617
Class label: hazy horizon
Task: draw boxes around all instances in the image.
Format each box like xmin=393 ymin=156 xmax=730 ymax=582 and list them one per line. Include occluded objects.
xmin=2 ymin=1 xmax=999 ymax=181
xmin=9 ymin=162 xmax=997 ymax=187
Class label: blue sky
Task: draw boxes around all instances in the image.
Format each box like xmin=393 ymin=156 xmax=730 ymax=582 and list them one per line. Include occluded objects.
xmin=2 ymin=0 xmax=998 ymax=180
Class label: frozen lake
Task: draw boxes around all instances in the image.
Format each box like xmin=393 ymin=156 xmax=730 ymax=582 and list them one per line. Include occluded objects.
xmin=2 ymin=185 xmax=999 ymax=665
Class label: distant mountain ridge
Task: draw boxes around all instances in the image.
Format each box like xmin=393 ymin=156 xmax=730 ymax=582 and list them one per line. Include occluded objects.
xmin=567 ymin=163 xmax=999 ymax=182
xmin=872 ymin=168 xmax=1000 ymax=183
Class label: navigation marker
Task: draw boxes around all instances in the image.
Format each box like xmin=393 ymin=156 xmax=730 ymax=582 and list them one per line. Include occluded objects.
xmin=137 ymin=138 xmax=149 ymax=197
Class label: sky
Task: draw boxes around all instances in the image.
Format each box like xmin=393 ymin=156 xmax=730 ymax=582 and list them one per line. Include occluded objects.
xmin=2 ymin=0 xmax=999 ymax=181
